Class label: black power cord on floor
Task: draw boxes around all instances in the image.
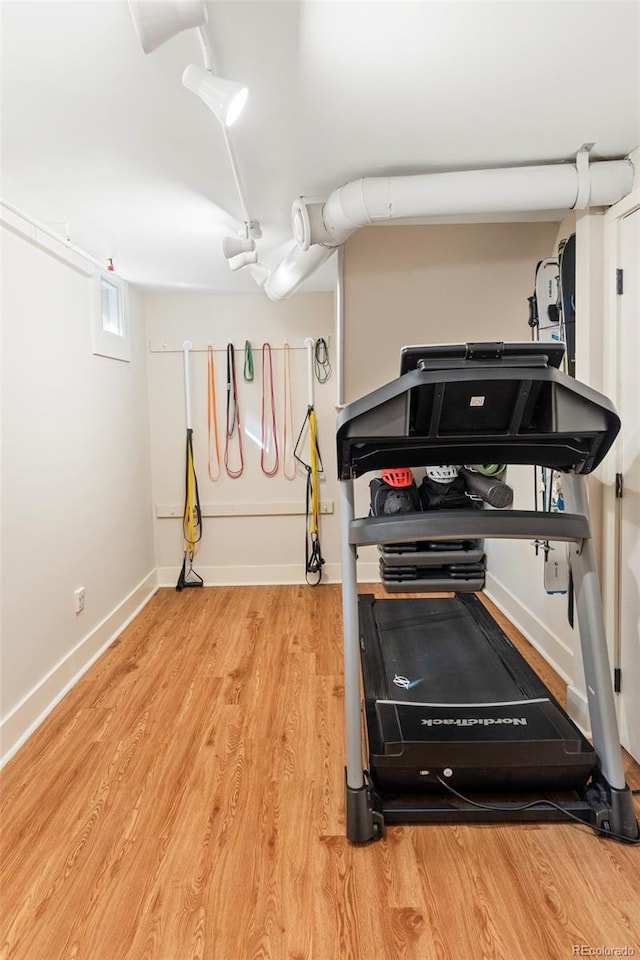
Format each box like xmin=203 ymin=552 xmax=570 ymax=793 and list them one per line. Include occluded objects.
xmin=434 ymin=775 xmax=640 ymax=846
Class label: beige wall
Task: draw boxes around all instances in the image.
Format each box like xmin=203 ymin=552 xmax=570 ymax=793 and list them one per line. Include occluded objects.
xmin=343 ymin=222 xmax=559 ymax=403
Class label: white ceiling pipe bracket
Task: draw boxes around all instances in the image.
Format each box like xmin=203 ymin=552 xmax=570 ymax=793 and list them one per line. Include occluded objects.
xmin=574 ymin=143 xmax=595 ymax=210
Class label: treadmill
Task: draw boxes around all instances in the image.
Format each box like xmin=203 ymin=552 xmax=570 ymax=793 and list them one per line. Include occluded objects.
xmin=336 ymin=341 xmax=638 ymax=842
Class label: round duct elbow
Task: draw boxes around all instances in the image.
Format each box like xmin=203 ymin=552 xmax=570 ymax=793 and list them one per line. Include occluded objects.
xmin=292 ymin=199 xmax=335 ymax=250
xmin=264 ymin=242 xmax=336 ymax=301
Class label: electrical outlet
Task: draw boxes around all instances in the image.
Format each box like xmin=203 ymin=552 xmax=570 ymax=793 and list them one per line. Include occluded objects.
xmin=74 ymin=587 xmax=86 ymax=615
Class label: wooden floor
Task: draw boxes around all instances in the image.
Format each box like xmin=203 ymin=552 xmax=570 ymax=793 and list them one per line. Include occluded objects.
xmin=1 ymin=585 xmax=639 ymax=960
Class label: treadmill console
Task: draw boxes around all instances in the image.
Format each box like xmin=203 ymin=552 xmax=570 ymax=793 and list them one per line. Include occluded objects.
xmin=399 ymin=340 xmax=566 ymax=374
xmin=336 ymin=340 xmax=620 ymax=478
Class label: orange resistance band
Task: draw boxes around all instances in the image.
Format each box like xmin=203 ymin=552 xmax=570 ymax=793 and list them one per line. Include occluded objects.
xmin=207 ymin=346 xmax=221 ymax=481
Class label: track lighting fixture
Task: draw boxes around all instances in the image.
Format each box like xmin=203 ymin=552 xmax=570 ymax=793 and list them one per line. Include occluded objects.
xmin=222 ymin=236 xmax=257 ymax=271
xmin=128 ymin=0 xmax=207 ymax=54
xmin=128 ymin=0 xmax=257 ymax=274
xmin=182 ymin=64 xmax=248 ymax=128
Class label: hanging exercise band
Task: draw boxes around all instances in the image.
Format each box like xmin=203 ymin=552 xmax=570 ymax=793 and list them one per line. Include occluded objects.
xmin=260 ymin=342 xmax=279 ymax=477
xmin=176 ymin=341 xmax=203 ymax=591
xmin=243 ymin=340 xmax=254 ymax=382
xmin=225 ymin=342 xmax=244 ymax=478
xmin=207 ymin=345 xmax=221 ymax=481
xmin=313 ymin=337 xmax=331 ymax=384
xmin=282 ymin=341 xmax=296 ymax=480
xmin=294 ymin=338 xmax=325 ymax=585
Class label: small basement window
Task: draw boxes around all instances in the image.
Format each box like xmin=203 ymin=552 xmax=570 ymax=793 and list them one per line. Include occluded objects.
xmin=92 ymin=270 xmax=130 ymax=361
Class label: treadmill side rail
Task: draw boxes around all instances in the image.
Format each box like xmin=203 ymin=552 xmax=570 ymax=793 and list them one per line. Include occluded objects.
xmin=349 ymin=509 xmax=590 ymax=547
xmin=563 ymin=475 xmax=637 ymax=837
xmin=340 ymin=481 xmax=367 ymax=794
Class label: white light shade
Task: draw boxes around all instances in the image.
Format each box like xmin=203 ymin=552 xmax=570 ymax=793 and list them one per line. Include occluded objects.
xmin=128 ymin=1 xmax=207 ymax=54
xmin=222 ymin=236 xmax=255 ymax=259
xmin=182 ymin=64 xmax=248 ymax=127
xmin=222 ymin=237 xmax=257 ymax=271
xmin=227 ymin=249 xmax=258 ymax=271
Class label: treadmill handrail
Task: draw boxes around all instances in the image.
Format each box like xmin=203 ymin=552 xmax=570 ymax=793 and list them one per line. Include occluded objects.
xmin=349 ymin=509 xmax=590 ymax=547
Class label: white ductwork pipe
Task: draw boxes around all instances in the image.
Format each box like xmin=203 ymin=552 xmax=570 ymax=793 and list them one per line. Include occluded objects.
xmin=264 ymin=241 xmax=336 ymax=302
xmin=263 ymin=157 xmax=634 ymax=301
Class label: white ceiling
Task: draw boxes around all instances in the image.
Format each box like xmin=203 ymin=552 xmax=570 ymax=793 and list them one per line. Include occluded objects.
xmin=2 ymin=1 xmax=639 ymax=295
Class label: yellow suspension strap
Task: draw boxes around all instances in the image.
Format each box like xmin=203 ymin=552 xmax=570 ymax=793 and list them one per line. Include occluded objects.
xmin=308 ymin=407 xmax=323 ymax=559
xmin=294 ymin=337 xmax=325 ymax=585
xmin=294 ymin=406 xmax=325 ymax=585
xmin=176 ymin=341 xmax=203 ymax=591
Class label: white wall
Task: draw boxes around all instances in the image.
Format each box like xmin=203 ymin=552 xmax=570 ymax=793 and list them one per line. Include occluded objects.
xmin=144 ymin=292 xmax=340 ymax=585
xmin=0 ymin=213 xmax=156 ymax=764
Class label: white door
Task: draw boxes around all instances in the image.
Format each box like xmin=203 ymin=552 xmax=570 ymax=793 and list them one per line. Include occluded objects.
xmin=618 ymin=208 xmax=640 ymax=763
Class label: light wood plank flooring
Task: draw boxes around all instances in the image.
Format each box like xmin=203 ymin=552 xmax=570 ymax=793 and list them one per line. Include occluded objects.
xmin=1 ymin=585 xmax=639 ymax=960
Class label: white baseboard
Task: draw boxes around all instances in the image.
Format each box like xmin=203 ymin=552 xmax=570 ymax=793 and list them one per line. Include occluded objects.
xmin=156 ymin=561 xmax=381 ymax=587
xmin=484 ymin=571 xmax=574 ymax=686
xmin=0 ymin=569 xmax=158 ymax=767
xmin=156 ymin=563 xmax=340 ymax=587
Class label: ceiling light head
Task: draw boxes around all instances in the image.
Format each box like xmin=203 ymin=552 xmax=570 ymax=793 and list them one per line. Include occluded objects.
xmin=183 ymin=64 xmax=248 ymax=128
xmin=222 ymin=236 xmax=255 ymax=259
xmin=128 ymin=0 xmax=207 ymax=54
xmin=222 ymin=236 xmax=257 ymax=271
xmin=228 ymin=250 xmax=258 ymax=271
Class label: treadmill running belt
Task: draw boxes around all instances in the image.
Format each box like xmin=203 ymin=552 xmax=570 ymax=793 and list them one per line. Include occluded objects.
xmin=359 ymin=593 xmax=596 ymax=791
xmin=372 ymin=597 xmax=525 ymax=704
xmin=367 ymin=594 xmax=549 ymax=703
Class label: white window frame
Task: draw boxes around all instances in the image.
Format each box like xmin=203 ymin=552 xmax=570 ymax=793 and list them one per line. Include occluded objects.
xmin=92 ymin=270 xmax=130 ymax=362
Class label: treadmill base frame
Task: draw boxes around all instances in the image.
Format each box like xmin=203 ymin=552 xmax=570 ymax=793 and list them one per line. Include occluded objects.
xmin=346 ymin=773 xmax=638 ymax=841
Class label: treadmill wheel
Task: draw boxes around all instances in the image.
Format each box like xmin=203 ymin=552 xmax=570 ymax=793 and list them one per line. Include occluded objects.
xmin=372 ymin=811 xmax=386 ymax=840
